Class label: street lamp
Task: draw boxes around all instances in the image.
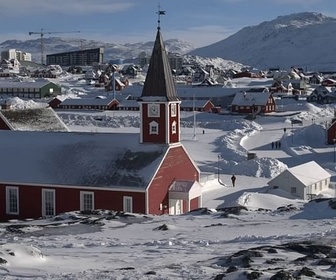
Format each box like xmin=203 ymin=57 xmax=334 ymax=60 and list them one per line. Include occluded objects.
xmin=217 ymin=154 xmax=221 ymax=181
xmin=333 ymin=139 xmax=336 ymax=163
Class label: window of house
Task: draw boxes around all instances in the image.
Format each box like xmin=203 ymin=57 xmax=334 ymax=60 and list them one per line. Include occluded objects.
xmin=171 ymin=103 xmax=177 ymax=117
xmin=319 ymin=181 xmax=322 ymax=190
xmin=123 ymin=196 xmax=133 ymax=213
xmin=291 ymin=187 xmax=296 ymax=194
xmin=149 ymin=121 xmax=159 ymax=135
xmin=172 ymin=121 xmax=177 ymax=134
xmin=80 ymin=191 xmax=94 ymax=212
xmin=42 ymin=189 xmax=55 ymax=217
xmin=314 ymin=184 xmax=317 ymax=190
xmin=6 ymin=186 xmax=19 ymax=215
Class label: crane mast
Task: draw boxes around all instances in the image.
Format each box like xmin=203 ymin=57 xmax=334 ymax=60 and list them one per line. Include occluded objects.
xmin=28 ymin=28 xmax=80 ymax=65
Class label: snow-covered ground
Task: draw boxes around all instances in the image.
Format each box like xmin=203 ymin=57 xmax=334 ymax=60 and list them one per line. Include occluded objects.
xmin=1 ymin=77 xmax=336 ymax=279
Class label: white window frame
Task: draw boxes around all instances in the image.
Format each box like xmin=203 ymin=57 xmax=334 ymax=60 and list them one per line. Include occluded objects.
xmin=172 ymin=120 xmax=177 ymax=134
xmin=171 ymin=103 xmax=177 ymax=117
xmin=80 ymin=191 xmax=94 ymax=212
xmin=149 ymin=121 xmax=159 ymax=135
xmin=123 ymin=196 xmax=133 ymax=213
xmin=6 ymin=186 xmax=19 ymax=215
xmin=42 ymin=189 xmax=56 ymax=217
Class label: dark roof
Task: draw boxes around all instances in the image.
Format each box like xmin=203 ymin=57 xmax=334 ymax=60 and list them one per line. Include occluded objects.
xmin=139 ymin=28 xmax=180 ymax=102
xmin=0 ymin=108 xmax=68 ymax=132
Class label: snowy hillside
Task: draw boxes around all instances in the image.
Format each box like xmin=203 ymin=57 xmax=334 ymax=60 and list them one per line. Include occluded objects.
xmin=189 ymin=12 xmax=336 ymax=71
xmin=0 ymin=37 xmax=196 ymax=63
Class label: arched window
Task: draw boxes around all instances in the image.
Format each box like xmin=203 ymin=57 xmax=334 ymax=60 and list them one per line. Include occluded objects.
xmin=172 ymin=120 xmax=177 ymax=134
xmin=149 ymin=121 xmax=159 ymax=135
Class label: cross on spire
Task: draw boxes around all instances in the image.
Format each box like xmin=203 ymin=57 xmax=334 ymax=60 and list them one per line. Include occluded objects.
xmin=157 ymin=2 xmax=166 ymax=30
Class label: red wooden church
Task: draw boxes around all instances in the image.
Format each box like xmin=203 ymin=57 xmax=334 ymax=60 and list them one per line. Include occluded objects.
xmin=0 ymin=27 xmax=202 ymax=221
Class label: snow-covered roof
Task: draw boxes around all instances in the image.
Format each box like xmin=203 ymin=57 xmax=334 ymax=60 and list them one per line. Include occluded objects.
xmin=117 ymin=99 xmax=139 ymax=108
xmin=231 ymin=90 xmax=271 ymax=106
xmin=181 ymin=99 xmax=213 ymax=108
xmin=0 ymin=108 xmax=69 ymax=132
xmin=0 ymin=80 xmax=57 ymax=89
xmin=0 ymin=130 xmax=168 ymax=189
xmin=288 ymin=161 xmax=330 ymax=186
xmin=169 ymin=180 xmax=202 ymax=200
xmin=60 ymin=97 xmax=117 ymax=106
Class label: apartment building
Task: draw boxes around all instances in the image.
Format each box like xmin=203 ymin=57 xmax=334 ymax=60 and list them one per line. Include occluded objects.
xmin=1 ymin=49 xmax=32 ymax=62
xmin=46 ymin=48 xmax=104 ymax=66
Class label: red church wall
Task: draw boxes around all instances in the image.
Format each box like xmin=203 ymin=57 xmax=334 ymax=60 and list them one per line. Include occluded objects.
xmin=142 ymin=103 xmax=167 ymax=143
xmin=169 ymin=104 xmax=179 ymax=143
xmin=147 ymin=145 xmax=199 ymax=215
xmin=0 ymin=183 xmax=146 ymax=221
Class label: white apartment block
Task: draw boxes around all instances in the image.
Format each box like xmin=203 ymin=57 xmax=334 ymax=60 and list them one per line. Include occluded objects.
xmin=1 ymin=49 xmax=32 ymax=62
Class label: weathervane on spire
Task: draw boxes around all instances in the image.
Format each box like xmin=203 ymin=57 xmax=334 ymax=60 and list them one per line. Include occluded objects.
xmin=157 ymin=2 xmax=166 ymax=30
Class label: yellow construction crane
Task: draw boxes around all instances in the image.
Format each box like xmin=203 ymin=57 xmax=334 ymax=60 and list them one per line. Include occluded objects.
xmin=28 ymin=28 xmax=80 ymax=65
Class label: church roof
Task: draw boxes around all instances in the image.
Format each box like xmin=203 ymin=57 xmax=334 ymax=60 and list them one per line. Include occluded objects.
xmin=139 ymin=28 xmax=180 ymax=102
xmin=0 ymin=130 xmax=169 ymax=189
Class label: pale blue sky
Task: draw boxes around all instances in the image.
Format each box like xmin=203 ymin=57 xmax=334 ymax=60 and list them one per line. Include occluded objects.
xmin=1 ymin=0 xmax=336 ymax=47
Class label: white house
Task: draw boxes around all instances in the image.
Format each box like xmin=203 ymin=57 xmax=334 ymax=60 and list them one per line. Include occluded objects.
xmin=267 ymin=161 xmax=331 ymax=200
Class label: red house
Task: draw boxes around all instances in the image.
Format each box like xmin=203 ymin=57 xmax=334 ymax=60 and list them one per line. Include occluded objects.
xmin=0 ymin=27 xmax=202 ymax=221
xmin=327 ymin=118 xmax=336 ymax=144
xmin=321 ymin=78 xmax=336 ymax=87
xmin=231 ymin=89 xmax=276 ymax=115
xmin=48 ymin=96 xmax=67 ymax=109
xmin=180 ymin=99 xmax=215 ymax=112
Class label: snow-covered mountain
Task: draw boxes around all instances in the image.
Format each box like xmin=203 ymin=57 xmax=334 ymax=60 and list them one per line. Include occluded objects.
xmin=3 ymin=12 xmax=335 ymax=71
xmin=189 ymin=12 xmax=336 ymax=71
xmin=0 ymin=37 xmax=196 ymax=64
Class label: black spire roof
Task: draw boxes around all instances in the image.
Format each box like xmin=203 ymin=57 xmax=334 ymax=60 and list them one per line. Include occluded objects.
xmin=139 ymin=28 xmax=180 ymax=102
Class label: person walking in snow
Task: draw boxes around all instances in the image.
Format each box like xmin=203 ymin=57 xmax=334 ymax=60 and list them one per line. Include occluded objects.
xmin=231 ymin=174 xmax=236 ymax=187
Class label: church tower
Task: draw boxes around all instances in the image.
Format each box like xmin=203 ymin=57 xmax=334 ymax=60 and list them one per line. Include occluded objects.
xmin=138 ymin=24 xmax=181 ymax=144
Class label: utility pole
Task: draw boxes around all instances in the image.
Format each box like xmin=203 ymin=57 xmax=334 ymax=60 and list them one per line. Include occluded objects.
xmin=28 ymin=29 xmax=80 ymax=65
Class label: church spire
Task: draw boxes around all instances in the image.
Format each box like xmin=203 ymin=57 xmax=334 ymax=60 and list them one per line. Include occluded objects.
xmin=139 ymin=10 xmax=180 ymax=102
xmin=138 ymin=7 xmax=181 ymax=145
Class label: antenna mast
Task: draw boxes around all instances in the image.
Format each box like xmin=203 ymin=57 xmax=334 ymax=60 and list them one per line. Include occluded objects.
xmin=157 ymin=2 xmax=166 ymax=29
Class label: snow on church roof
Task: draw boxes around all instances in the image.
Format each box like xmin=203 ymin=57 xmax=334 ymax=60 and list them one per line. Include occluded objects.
xmin=0 ymin=130 xmax=168 ymax=189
